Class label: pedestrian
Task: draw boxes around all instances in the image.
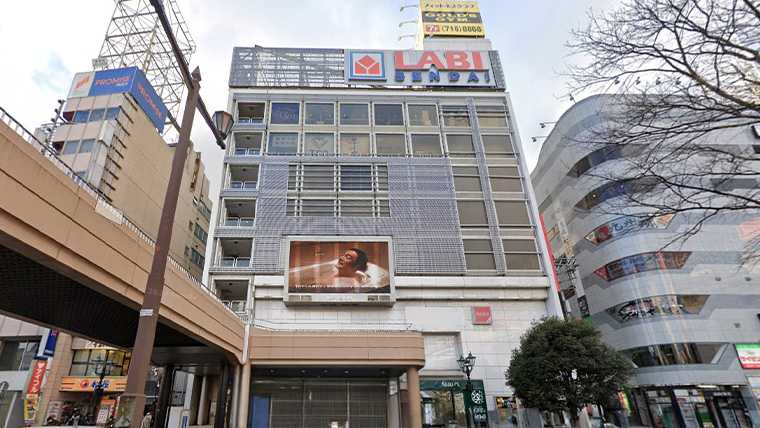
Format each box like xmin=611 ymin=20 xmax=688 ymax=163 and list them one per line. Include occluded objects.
xmin=140 ymin=409 xmax=152 ymax=428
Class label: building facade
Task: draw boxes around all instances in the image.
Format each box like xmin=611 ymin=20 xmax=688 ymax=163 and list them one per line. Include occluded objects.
xmin=531 ymin=95 xmax=760 ymax=428
xmin=205 ymin=40 xmax=560 ymax=428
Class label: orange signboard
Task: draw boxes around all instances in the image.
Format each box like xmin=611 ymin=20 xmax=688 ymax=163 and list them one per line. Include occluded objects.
xmin=59 ymin=376 xmax=127 ymax=392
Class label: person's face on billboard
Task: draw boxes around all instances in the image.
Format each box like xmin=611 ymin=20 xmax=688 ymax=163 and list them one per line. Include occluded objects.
xmin=336 ymin=250 xmax=359 ymax=277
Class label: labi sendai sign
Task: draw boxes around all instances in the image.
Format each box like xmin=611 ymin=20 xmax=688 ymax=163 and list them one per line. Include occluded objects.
xmin=346 ymin=50 xmax=496 ymax=88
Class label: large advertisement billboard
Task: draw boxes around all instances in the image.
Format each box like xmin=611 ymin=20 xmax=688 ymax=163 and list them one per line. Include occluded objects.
xmin=286 ymin=239 xmax=392 ymax=295
xmin=420 ymin=0 xmax=485 ymax=37
xmin=67 ymin=67 xmax=168 ymax=133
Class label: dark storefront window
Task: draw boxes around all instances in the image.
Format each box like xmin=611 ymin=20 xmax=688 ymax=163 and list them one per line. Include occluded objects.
xmin=0 ymin=339 xmax=39 ymax=371
xmin=270 ymin=103 xmax=300 ymax=125
xmin=626 ymin=343 xmax=724 ymax=367
xmin=69 ymin=348 xmax=131 ymax=376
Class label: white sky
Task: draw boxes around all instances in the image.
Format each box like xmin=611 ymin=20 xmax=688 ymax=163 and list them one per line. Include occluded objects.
xmin=0 ymin=0 xmax=612 ymax=212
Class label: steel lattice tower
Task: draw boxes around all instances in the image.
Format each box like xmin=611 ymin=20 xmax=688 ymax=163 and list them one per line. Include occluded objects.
xmin=95 ymin=0 xmax=196 ymax=124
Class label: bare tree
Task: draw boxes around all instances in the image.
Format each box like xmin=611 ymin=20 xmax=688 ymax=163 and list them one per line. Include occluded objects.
xmin=564 ymin=0 xmax=760 ymax=263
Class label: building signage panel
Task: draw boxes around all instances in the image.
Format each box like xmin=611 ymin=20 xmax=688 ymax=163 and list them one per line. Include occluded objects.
xmin=607 ymin=295 xmax=708 ymax=323
xmin=345 ymin=50 xmax=495 ymax=88
xmin=59 ymin=376 xmax=128 ymax=392
xmin=287 ymin=239 xmax=392 ymax=294
xmin=42 ymin=330 xmax=59 ymax=357
xmin=472 ymin=306 xmax=492 ymax=325
xmin=67 ymin=66 xmax=168 ymax=133
xmin=736 ymin=344 xmax=760 ymax=369
xmin=420 ymin=0 xmax=485 ymax=37
xmin=26 ymin=359 xmax=47 ymax=395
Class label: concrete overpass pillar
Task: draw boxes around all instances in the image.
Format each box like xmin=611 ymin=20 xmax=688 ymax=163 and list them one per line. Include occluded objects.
xmin=153 ymin=366 xmax=174 ymax=428
xmin=198 ymin=375 xmax=209 ymax=425
xmin=236 ymin=362 xmax=251 ymax=428
xmin=405 ymin=367 xmax=422 ymax=428
xmin=230 ymin=364 xmax=241 ymax=428
xmin=214 ymin=364 xmax=231 ymax=428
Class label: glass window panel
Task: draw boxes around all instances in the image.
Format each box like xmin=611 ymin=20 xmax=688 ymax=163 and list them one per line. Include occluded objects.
xmin=0 ymin=342 xmax=23 ymax=370
xmin=482 ymin=135 xmax=515 ymax=158
xmin=411 ymin=134 xmax=442 ymax=156
xmin=270 ymin=103 xmax=300 ymax=125
xmin=62 ymin=141 xmax=79 ymax=155
xmin=506 ymin=254 xmax=541 ymax=270
xmin=446 ymin=134 xmax=475 ymax=157
xmin=286 ymin=199 xmax=297 ymax=216
xmin=340 ymin=103 xmax=369 ymax=125
xmin=303 ymin=133 xmax=335 ymax=155
xmin=74 ymin=111 xmax=90 ymax=123
xmin=495 ymin=201 xmax=531 ymax=225
xmin=442 ymin=109 xmax=470 ymax=127
xmin=463 ymin=239 xmax=493 ymax=252
xmin=73 ymin=350 xmax=90 ymax=363
xmin=88 ymin=109 xmax=106 ymax=122
xmin=489 ymin=166 xmax=519 ymax=176
xmin=339 ymin=133 xmax=370 ymax=156
xmin=376 ymin=165 xmax=389 ymax=191
xmin=374 ymin=104 xmax=404 ymax=126
xmin=452 ymin=166 xmax=479 ymax=175
xmin=408 ymin=105 xmax=438 ymax=126
xmin=69 ymin=363 xmax=87 ymax=376
xmin=377 ymin=199 xmax=391 ymax=217
xmin=89 ymin=349 xmax=107 ymax=364
xmin=305 ymin=103 xmax=334 ymax=125
xmin=376 ymin=134 xmax=406 ymax=156
xmin=288 ymin=164 xmax=298 ymax=190
xmin=490 ymin=177 xmax=523 ymax=192
xmin=502 ymin=239 xmax=537 ymax=252
xmin=301 ymin=199 xmax=335 ymax=216
xmin=267 ymin=133 xmax=298 ymax=155
xmin=106 ymin=107 xmax=120 ymax=120
xmin=457 ymin=200 xmax=488 ymax=225
xmin=340 ymin=199 xmax=373 ymax=217
xmin=78 ymin=139 xmax=95 ymax=154
xmin=340 ymin=165 xmax=373 ymax=190
xmin=454 ymin=176 xmax=482 ymax=191
xmin=302 ymin=164 xmax=334 ymax=190
xmin=478 ymin=112 xmax=507 ymax=128
xmin=465 ymin=254 xmax=496 ymax=270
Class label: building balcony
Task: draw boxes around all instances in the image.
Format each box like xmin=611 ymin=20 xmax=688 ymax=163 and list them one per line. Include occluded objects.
xmin=220 ymin=257 xmax=251 ymax=268
xmin=228 ymin=181 xmax=258 ymax=190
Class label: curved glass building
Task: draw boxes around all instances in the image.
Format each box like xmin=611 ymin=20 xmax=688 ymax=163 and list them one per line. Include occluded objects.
xmin=531 ymin=95 xmax=760 ymax=428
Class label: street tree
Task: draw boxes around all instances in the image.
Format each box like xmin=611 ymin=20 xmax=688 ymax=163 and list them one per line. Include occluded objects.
xmin=564 ymin=0 xmax=760 ymax=262
xmin=506 ymin=318 xmax=631 ymax=427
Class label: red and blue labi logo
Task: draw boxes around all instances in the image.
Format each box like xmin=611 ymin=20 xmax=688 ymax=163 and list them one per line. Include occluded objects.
xmin=347 ymin=51 xmax=386 ymax=81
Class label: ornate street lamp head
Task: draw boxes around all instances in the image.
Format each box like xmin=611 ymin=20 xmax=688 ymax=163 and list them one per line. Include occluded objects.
xmin=212 ymin=110 xmax=234 ymax=141
xmin=457 ymin=352 xmax=476 ymax=376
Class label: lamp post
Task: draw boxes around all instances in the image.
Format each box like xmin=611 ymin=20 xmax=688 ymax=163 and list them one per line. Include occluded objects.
xmin=457 ymin=352 xmax=476 ymax=428
xmin=121 ymin=67 xmax=234 ymax=428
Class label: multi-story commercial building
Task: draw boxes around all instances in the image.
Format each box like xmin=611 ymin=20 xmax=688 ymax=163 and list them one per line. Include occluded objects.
xmin=0 ymin=66 xmax=213 ymax=427
xmin=532 ymin=95 xmax=760 ymax=428
xmin=204 ymin=28 xmax=561 ymax=426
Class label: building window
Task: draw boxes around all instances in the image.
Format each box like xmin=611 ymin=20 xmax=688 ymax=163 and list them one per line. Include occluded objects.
xmin=476 ymin=105 xmax=508 ymax=128
xmin=339 ymin=103 xmax=369 ymax=125
xmin=453 ymin=166 xmax=482 ymax=192
xmin=446 ymin=134 xmax=475 ymax=157
xmin=441 ymin=106 xmax=470 ymax=127
xmin=339 ymin=133 xmax=371 ymax=156
xmin=489 ymin=166 xmax=522 ymax=192
xmin=301 ymin=199 xmax=335 ymax=216
xmin=106 ymin=107 xmax=121 ymax=120
xmin=568 ymin=145 xmax=646 ymax=177
xmin=305 ymin=103 xmax=335 ymax=125
xmin=585 ymin=214 xmax=675 ymax=245
xmin=457 ymin=200 xmax=488 ymax=227
xmin=267 ymin=132 xmax=299 ymax=155
xmin=503 ymin=238 xmax=541 ymax=270
xmin=190 ymin=248 xmax=205 ymax=268
xmin=89 ymin=109 xmax=106 ymax=122
xmin=494 ymin=201 xmax=531 ymax=226
xmin=340 ymin=165 xmax=373 ymax=191
xmin=411 ymin=134 xmax=442 ymax=156
xmin=233 ymin=132 xmax=263 ymax=156
xmin=69 ymin=348 xmax=131 ymax=377
xmin=464 ymin=239 xmax=496 ymax=270
xmin=607 ymin=295 xmax=709 ymax=323
xmin=73 ymin=111 xmax=90 ymax=123
xmin=193 ymin=224 xmax=208 ymax=242
xmin=303 ymin=133 xmax=335 ymax=155
xmin=78 ymin=139 xmax=95 ymax=154
xmin=270 ymin=102 xmax=300 ymax=125
xmin=62 ymin=141 xmax=79 ymax=155
xmin=625 ymin=343 xmax=724 ymax=367
xmin=339 ymin=199 xmax=373 ymax=217
xmin=408 ymin=105 xmax=439 ymax=127
xmin=594 ymin=251 xmax=691 ymax=281
xmin=237 ymin=102 xmax=266 ymax=124
xmin=0 ymin=339 xmax=39 ymax=371
xmin=303 ymin=164 xmax=335 ymax=190
xmin=576 ymin=177 xmax=659 ymax=210
xmin=375 ymin=134 xmax=406 ymax=156
xmin=482 ymin=135 xmax=515 ymax=158
xmin=374 ymin=104 xmax=404 ymax=126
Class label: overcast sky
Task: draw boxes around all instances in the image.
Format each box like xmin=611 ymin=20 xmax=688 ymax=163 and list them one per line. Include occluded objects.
xmin=0 ymin=0 xmax=612 ymax=205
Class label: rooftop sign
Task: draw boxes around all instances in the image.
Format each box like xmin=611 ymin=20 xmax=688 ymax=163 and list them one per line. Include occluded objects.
xmin=345 ymin=50 xmax=495 ymax=88
xmin=68 ymin=67 xmax=168 ymax=133
xmin=420 ymin=0 xmax=485 ymax=37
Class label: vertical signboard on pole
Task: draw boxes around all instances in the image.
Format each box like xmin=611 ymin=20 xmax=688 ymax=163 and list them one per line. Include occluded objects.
xmin=420 ymin=0 xmax=485 ymax=37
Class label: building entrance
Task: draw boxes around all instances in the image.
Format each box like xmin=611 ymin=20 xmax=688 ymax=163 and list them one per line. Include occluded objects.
xmin=251 ymin=378 xmax=389 ymax=428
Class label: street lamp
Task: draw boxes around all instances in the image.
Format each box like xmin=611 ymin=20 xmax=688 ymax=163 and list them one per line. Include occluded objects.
xmin=212 ymin=111 xmax=234 ymax=140
xmin=457 ymin=352 xmax=476 ymax=428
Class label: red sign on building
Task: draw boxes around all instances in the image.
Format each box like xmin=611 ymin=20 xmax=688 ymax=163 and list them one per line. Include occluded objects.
xmin=26 ymin=359 xmax=47 ymax=395
xmin=472 ymin=306 xmax=492 ymax=325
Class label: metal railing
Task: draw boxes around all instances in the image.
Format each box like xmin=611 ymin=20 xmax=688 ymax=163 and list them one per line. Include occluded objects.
xmin=233 ymin=148 xmax=261 ymax=156
xmin=236 ymin=117 xmax=265 ymax=125
xmin=228 ymin=180 xmax=257 ymax=190
xmin=219 ymin=257 xmax=251 ymax=268
xmin=0 ymin=105 xmax=239 ymax=318
xmin=222 ymin=300 xmax=247 ymax=313
xmin=223 ymin=217 xmax=255 ymax=228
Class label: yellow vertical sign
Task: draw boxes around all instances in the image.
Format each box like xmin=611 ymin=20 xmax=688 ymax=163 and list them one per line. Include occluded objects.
xmin=420 ymin=0 xmax=485 ymax=37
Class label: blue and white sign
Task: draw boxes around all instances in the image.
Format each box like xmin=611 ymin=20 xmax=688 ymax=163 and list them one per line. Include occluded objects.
xmin=68 ymin=67 xmax=168 ymax=133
